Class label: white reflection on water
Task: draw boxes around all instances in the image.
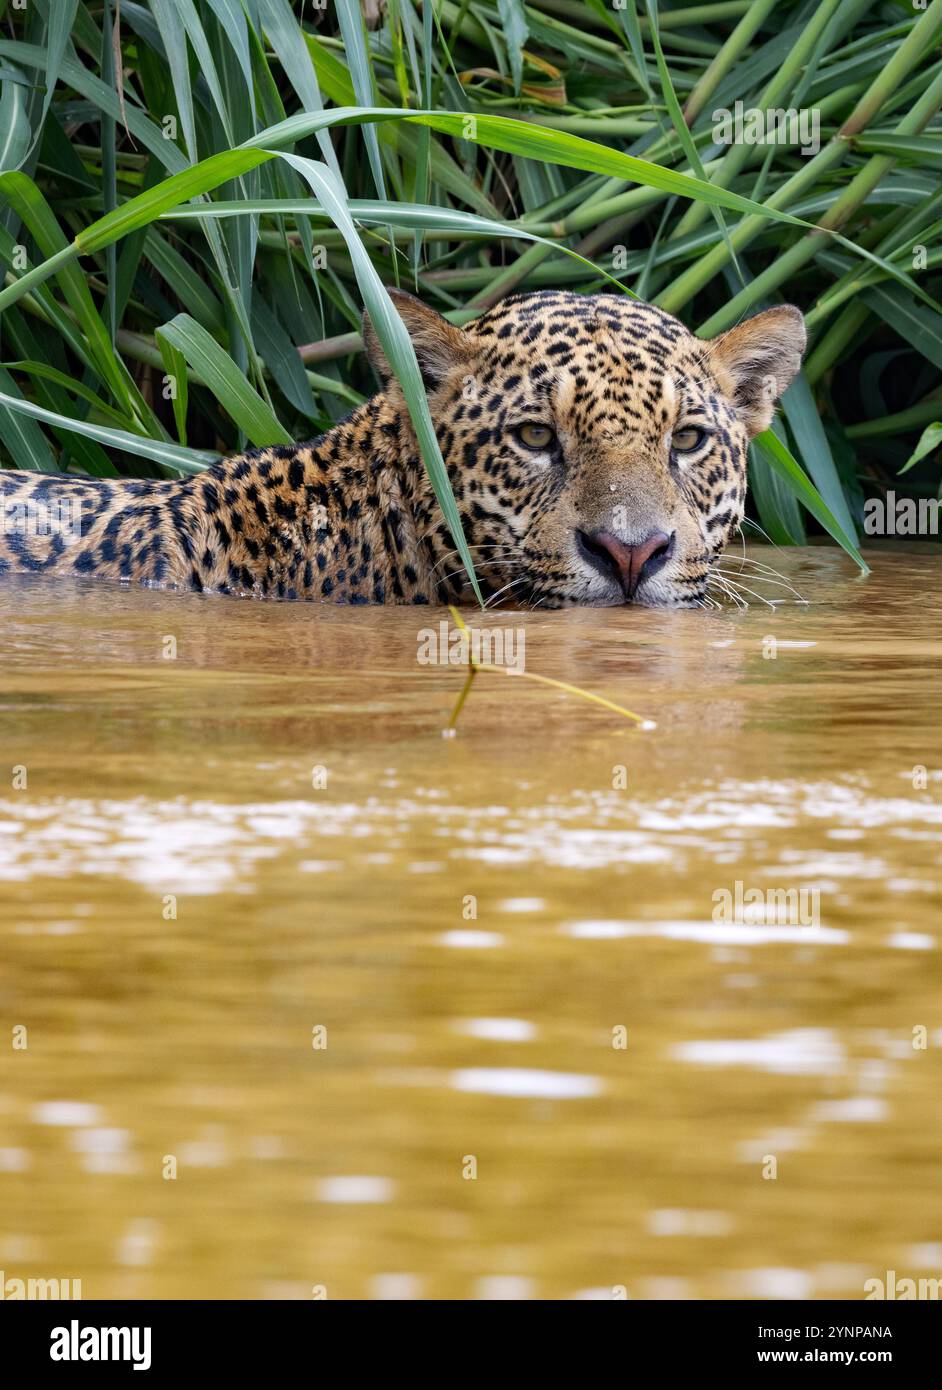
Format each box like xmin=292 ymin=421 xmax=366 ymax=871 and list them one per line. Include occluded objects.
xmin=438 ymin=930 xmax=504 ymax=949
xmin=370 ymin=1273 xmax=422 ymax=1300
xmin=473 ymin=1275 xmax=535 ymax=1300
xmin=315 ymin=1176 xmax=395 ymax=1204
xmin=565 ymin=921 xmax=849 ymax=945
xmin=454 ymin=1018 xmax=537 ymax=1042
xmin=809 ymin=1097 xmax=888 ymax=1123
xmin=907 ymin=1244 xmax=942 ymax=1265
xmin=647 ymin=1209 xmax=733 ymax=1237
xmin=886 ymin=931 xmax=934 ymax=950
xmin=32 ymin=1101 xmax=103 ymax=1126
xmin=449 ymin=1068 xmax=603 ymax=1099
xmin=738 ymin=1128 xmax=811 ymax=1162
xmin=70 ymin=1127 xmax=133 ymax=1175
xmin=178 ymin=1129 xmax=229 ymax=1168
xmin=0 ymin=1148 xmax=30 ymax=1172
xmin=725 ymin=1267 xmax=813 ymax=1299
xmin=116 ymin=1219 xmax=159 ymax=1268
xmin=673 ymin=1028 xmax=845 ymax=1076
xmin=1 ymin=776 xmax=938 ymax=891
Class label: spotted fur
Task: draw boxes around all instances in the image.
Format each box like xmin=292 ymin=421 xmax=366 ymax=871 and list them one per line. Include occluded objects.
xmin=0 ymin=291 xmax=805 ymax=608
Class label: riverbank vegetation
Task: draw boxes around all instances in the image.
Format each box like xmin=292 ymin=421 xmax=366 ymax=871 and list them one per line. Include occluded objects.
xmin=1 ymin=0 xmax=941 ymax=592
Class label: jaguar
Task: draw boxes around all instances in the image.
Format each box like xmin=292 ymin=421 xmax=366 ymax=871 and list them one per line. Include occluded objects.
xmin=0 ymin=289 xmax=805 ymax=608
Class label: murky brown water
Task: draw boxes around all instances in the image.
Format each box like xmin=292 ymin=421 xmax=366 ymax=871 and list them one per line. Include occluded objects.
xmin=1 ymin=545 xmax=940 ymax=1300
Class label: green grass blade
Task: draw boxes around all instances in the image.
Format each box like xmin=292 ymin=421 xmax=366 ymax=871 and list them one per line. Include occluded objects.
xmin=154 ymin=329 xmax=189 ymax=446
xmin=280 ymin=152 xmax=484 ymax=606
xmin=0 ymin=170 xmax=140 ymax=419
xmin=0 ymin=70 xmax=30 ymax=172
xmin=74 ymin=149 xmax=272 ymax=253
xmin=256 ymin=0 xmax=343 ymax=179
xmin=30 ymin=0 xmax=79 ymax=153
xmin=899 ymin=421 xmax=942 ymax=474
xmin=335 ymin=0 xmax=387 ymax=199
xmin=0 ymin=359 xmax=132 ymax=428
xmin=0 ymin=38 xmax=189 ymax=173
xmin=0 ymin=366 xmax=60 ymax=471
xmin=99 ymin=0 xmax=117 ymax=343
xmin=749 ymin=437 xmax=807 ymax=546
xmin=157 ymin=313 xmax=292 ymax=447
xmin=755 ymin=426 xmax=869 ymax=573
xmin=0 ymin=389 xmax=220 ymax=473
xmin=780 ymin=372 xmax=859 ymax=543
xmin=148 ymin=0 xmax=201 ymax=159
xmin=642 ymin=0 xmax=743 ymax=283
xmin=247 ymin=106 xmax=818 ymax=229
xmin=861 ymin=283 xmax=942 ymax=371
xmin=251 ymin=292 xmax=321 ymax=422
xmin=496 ymin=0 xmax=529 ymax=93
xmin=159 ymin=196 xmax=636 ymax=295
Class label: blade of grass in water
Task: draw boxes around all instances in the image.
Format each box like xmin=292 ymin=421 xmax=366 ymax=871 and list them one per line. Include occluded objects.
xmin=445 ymin=609 xmax=656 ymax=732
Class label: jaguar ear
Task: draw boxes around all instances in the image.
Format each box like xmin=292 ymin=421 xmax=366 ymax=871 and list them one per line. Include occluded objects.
xmin=362 ymin=289 xmax=470 ymax=390
xmin=705 ymin=305 xmax=806 ymax=436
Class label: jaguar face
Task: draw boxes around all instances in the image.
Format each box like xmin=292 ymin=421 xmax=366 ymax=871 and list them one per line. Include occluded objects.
xmin=365 ymin=289 xmax=806 ymax=608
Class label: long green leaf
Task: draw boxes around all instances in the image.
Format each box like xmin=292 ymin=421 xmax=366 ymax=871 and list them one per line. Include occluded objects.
xmin=280 ymin=153 xmax=484 ymax=605
xmin=335 ymin=0 xmax=388 ymax=200
xmin=0 ymin=71 xmax=30 ymax=173
xmin=31 ymin=0 xmax=79 ymax=153
xmin=0 ymin=389 xmax=220 ymax=474
xmin=0 ymin=358 xmax=131 ymax=428
xmin=256 ymin=0 xmax=343 ymax=178
xmin=0 ymin=105 xmax=867 ymax=324
xmin=861 ymin=283 xmax=942 ymax=372
xmin=0 ymin=367 xmax=59 ymax=471
xmin=755 ymin=426 xmax=869 ymax=573
xmin=642 ymin=0 xmax=742 ymax=283
xmin=0 ymin=170 xmax=141 ymax=420
xmin=780 ymin=372 xmax=859 ymax=543
xmin=154 ymin=328 xmax=189 ymax=446
xmin=159 ymin=196 xmax=636 ymax=295
xmin=248 ymin=106 xmax=817 ymax=228
xmin=158 ymin=313 xmax=292 ymax=446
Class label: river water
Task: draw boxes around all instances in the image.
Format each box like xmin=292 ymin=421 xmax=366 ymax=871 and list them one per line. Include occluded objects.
xmin=1 ymin=545 xmax=939 ymax=1299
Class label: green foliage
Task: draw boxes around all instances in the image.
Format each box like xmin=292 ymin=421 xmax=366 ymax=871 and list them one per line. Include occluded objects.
xmin=2 ymin=0 xmax=941 ymax=587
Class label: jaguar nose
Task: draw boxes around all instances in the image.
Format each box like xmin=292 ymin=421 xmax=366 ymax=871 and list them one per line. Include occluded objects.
xmin=577 ymin=528 xmax=675 ymax=600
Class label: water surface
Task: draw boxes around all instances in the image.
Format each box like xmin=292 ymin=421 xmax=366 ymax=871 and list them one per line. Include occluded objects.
xmin=1 ymin=546 xmax=940 ymax=1299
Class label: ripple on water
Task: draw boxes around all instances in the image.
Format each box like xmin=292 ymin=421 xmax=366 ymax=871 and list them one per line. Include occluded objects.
xmin=0 ymin=776 xmax=938 ymax=890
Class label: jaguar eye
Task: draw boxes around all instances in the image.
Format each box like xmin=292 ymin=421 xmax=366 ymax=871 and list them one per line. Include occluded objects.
xmin=672 ymin=426 xmax=708 ymax=453
xmin=514 ymin=423 xmax=556 ymax=451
